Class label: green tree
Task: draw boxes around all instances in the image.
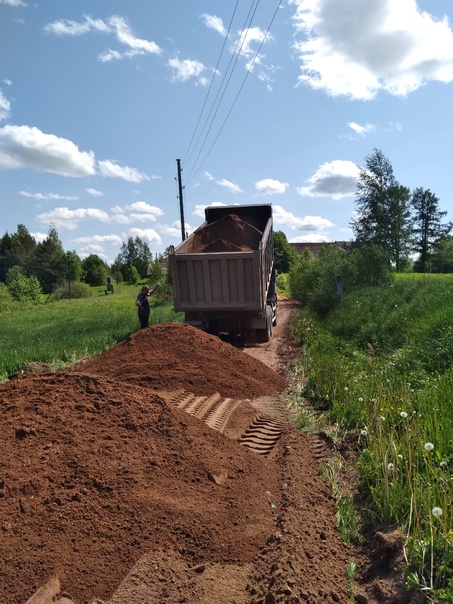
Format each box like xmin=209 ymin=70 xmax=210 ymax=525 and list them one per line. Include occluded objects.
xmin=411 ymin=188 xmax=452 ymax=273
xmin=429 ymin=236 xmax=453 ymax=273
xmin=352 ymin=149 xmax=412 ymax=269
xmin=148 ymin=257 xmax=165 ymax=284
xmin=0 ymin=225 xmax=37 ymax=281
xmin=124 ymin=265 xmax=140 ymax=285
xmin=6 ymin=265 xmax=42 ymax=304
xmin=66 ymin=251 xmax=83 ymax=283
xmin=82 ymin=254 xmax=110 ymax=286
xmin=33 ymin=226 xmax=67 ymax=293
xmin=114 ymin=236 xmax=153 ymax=279
xmin=274 ymin=231 xmax=299 ymax=273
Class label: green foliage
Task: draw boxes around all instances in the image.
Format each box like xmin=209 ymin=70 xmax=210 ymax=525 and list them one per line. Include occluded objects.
xmin=148 ymin=258 xmax=165 ymax=284
xmin=66 ymin=251 xmax=83 ymax=283
xmin=274 ymin=230 xmax=298 ymax=273
xmin=82 ymin=254 xmax=110 ymax=286
xmin=33 ymin=226 xmax=67 ymax=294
xmin=53 ymin=280 xmax=94 ymax=300
xmin=0 ymin=282 xmax=16 ymax=312
xmin=115 ymin=236 xmax=153 ymax=279
xmin=6 ymin=266 xmax=42 ymax=304
xmin=288 ymin=244 xmax=391 ymax=317
xmin=124 ymin=265 xmax=140 ymax=285
xmin=292 ymin=275 xmax=453 ymax=597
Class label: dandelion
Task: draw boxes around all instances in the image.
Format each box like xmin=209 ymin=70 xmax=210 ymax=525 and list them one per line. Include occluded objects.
xmin=387 ymin=463 xmax=394 ymax=471
xmin=432 ymin=507 xmax=443 ymax=517
xmin=360 ymin=429 xmax=368 ymax=437
xmin=400 ymin=412 xmax=408 ymax=419
xmin=398 ymin=454 xmax=404 ymax=460
xmin=344 ymin=387 xmax=349 ymax=392
xmin=378 ymin=416 xmax=386 ymax=422
xmin=424 ymin=442 xmax=434 ymax=452
xmin=440 ymin=461 xmax=448 ymax=469
xmin=358 ymin=397 xmax=363 ymax=402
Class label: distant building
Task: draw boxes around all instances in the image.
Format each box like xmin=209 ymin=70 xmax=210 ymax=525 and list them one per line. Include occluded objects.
xmin=290 ymin=241 xmax=352 ymax=258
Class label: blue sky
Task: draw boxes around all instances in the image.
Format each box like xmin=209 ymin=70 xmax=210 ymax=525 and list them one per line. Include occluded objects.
xmin=1 ymin=0 xmax=453 ymax=264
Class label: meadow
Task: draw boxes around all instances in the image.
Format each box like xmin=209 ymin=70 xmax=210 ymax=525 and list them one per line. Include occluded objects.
xmin=0 ymin=283 xmax=183 ymax=381
xmin=290 ymin=274 xmax=453 ymax=600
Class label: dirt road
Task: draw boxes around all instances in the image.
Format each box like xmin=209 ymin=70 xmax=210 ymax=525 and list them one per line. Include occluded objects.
xmin=1 ymin=298 xmax=406 ymax=604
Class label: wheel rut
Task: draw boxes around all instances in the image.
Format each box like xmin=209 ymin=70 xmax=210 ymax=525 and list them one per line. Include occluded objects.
xmin=169 ymin=391 xmax=283 ymax=455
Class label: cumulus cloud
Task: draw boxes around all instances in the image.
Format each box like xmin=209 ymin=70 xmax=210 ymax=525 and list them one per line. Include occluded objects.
xmin=273 ymin=204 xmax=334 ymax=232
xmin=97 ymin=159 xmax=149 ymax=183
xmin=0 ymin=125 xmax=148 ymax=182
xmin=289 ymin=0 xmax=453 ymax=99
xmin=290 ymin=233 xmax=331 ymax=243
xmin=0 ymin=0 xmax=26 ymax=5
xmin=347 ymin=121 xmax=375 ymax=136
xmin=72 ymin=234 xmax=123 ymax=246
xmin=297 ymin=160 xmax=359 ymax=199
xmin=233 ymin=26 xmax=273 ymax=70
xmin=44 ymin=14 xmax=162 ymax=61
xmin=255 ymin=178 xmax=288 ymax=196
xmin=200 ymin=14 xmax=227 ymax=37
xmin=0 ymin=91 xmax=11 ymax=121
xmin=203 ymin=172 xmax=243 ymax=193
xmin=110 ymin=201 xmax=164 ymax=225
xmin=167 ymin=57 xmax=210 ymax=86
xmin=19 ymin=190 xmax=78 ymax=201
xmin=86 ymin=188 xmax=104 ymax=197
xmin=36 ymin=207 xmax=110 ymax=230
xmin=158 ymin=221 xmax=194 ymax=239
xmin=0 ymin=125 xmax=96 ymax=176
xmin=128 ymin=227 xmax=162 ymax=246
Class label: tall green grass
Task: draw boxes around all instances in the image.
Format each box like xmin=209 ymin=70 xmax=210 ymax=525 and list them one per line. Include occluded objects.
xmin=0 ymin=283 xmax=183 ymax=380
xmin=292 ymin=276 xmax=453 ymax=600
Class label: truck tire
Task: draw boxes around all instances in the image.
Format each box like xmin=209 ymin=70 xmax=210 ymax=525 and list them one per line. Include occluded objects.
xmin=257 ymin=305 xmax=273 ymax=343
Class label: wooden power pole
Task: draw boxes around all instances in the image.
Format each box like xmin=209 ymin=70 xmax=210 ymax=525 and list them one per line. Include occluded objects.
xmin=176 ymin=159 xmax=185 ymax=241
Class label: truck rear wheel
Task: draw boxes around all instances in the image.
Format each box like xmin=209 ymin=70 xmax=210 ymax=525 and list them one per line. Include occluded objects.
xmin=257 ymin=305 xmax=273 ymax=343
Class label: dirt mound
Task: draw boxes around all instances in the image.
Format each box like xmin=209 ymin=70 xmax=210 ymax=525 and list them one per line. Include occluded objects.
xmin=0 ymin=372 xmax=281 ymax=604
xmin=190 ymin=214 xmax=262 ymax=253
xmin=71 ymin=322 xmax=288 ymax=398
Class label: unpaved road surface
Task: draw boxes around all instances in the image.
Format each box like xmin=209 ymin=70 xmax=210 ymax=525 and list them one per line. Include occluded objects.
xmin=1 ymin=298 xmax=407 ymax=604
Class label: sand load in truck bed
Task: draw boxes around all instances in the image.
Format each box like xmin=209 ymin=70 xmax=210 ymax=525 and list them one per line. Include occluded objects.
xmin=190 ymin=214 xmax=263 ymax=253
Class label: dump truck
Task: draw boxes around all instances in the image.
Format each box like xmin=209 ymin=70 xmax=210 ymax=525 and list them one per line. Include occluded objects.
xmin=169 ymin=204 xmax=277 ymax=342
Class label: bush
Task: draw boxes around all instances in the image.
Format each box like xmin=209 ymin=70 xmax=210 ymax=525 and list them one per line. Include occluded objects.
xmin=53 ymin=281 xmax=94 ymax=300
xmin=6 ymin=266 xmax=43 ymax=304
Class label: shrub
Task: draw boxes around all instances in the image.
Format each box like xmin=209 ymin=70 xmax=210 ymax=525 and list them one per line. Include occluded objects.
xmin=53 ymin=280 xmax=94 ymax=300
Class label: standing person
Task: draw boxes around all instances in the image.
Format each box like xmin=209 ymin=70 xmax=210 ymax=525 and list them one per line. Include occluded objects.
xmin=135 ymin=284 xmax=159 ymax=329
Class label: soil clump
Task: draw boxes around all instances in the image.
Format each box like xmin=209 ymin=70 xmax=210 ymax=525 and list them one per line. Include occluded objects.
xmin=190 ymin=214 xmax=262 ymax=253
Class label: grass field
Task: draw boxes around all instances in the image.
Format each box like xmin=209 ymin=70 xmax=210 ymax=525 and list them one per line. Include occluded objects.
xmin=0 ymin=282 xmax=183 ymax=381
xmin=291 ymin=274 xmax=453 ymax=600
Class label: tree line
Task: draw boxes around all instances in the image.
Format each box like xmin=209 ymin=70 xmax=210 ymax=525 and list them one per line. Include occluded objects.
xmin=0 ymin=225 xmax=165 ymax=302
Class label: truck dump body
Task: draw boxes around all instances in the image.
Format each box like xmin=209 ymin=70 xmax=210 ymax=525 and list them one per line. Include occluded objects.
xmin=170 ymin=205 xmax=274 ymax=317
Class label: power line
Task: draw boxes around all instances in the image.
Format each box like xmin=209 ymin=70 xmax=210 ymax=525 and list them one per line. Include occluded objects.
xmin=185 ymin=1 xmax=282 ymax=186
xmin=183 ymin=0 xmax=262 ymax=181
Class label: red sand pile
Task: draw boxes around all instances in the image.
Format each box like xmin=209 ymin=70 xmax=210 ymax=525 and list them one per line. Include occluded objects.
xmin=190 ymin=214 xmax=263 ymax=253
xmin=71 ymin=322 xmax=288 ymax=399
xmin=0 ymin=371 xmax=281 ymax=604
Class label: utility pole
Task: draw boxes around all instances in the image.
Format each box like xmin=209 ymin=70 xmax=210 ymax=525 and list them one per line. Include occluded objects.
xmin=176 ymin=159 xmax=185 ymax=241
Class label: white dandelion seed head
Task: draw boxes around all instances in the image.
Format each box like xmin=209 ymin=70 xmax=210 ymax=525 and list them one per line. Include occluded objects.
xmin=424 ymin=442 xmax=434 ymax=452
xmin=432 ymin=507 xmax=443 ymax=517
xmin=400 ymin=412 xmax=408 ymax=419
xmin=440 ymin=461 xmax=448 ymax=468
xmin=398 ymin=454 xmax=404 ymax=460
xmin=344 ymin=387 xmax=349 ymax=392
xmin=387 ymin=463 xmax=394 ymax=471
xmin=360 ymin=429 xmax=368 ymax=437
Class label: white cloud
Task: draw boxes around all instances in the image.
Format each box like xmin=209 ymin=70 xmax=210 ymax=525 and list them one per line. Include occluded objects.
xmin=200 ymin=14 xmax=227 ymax=37
xmin=72 ymin=234 xmax=123 ymax=246
xmin=290 ymin=233 xmax=331 ymax=243
xmin=0 ymin=0 xmax=26 ymax=5
xmin=86 ymin=188 xmax=104 ymax=197
xmin=347 ymin=121 xmax=375 ymax=136
xmin=0 ymin=91 xmax=11 ymax=121
xmin=255 ymin=178 xmax=288 ymax=196
xmin=297 ymin=160 xmax=359 ymax=199
xmin=128 ymin=227 xmax=162 ymax=246
xmin=193 ymin=202 xmax=227 ymax=218
xmin=203 ymin=171 xmax=243 ymax=193
xmin=0 ymin=125 xmax=147 ymax=182
xmin=167 ymin=57 xmax=210 ymax=85
xmin=45 ymin=14 xmax=162 ymax=61
xmin=30 ymin=231 xmax=47 ymax=243
xmin=0 ymin=125 xmax=96 ymax=176
xmin=19 ymin=190 xmax=78 ymax=201
xmin=36 ymin=207 xmax=110 ymax=230
xmin=273 ymin=204 xmax=334 ymax=231
xmin=159 ymin=221 xmax=194 ymax=239
xmin=233 ymin=26 xmax=273 ymax=70
xmin=97 ymin=159 xmax=149 ymax=183
xmin=289 ymin=0 xmax=453 ymax=99
xmin=110 ymin=202 xmax=164 ymax=225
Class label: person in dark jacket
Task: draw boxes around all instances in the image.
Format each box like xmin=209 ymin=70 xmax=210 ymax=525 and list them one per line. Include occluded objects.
xmin=135 ymin=284 xmax=159 ymax=329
